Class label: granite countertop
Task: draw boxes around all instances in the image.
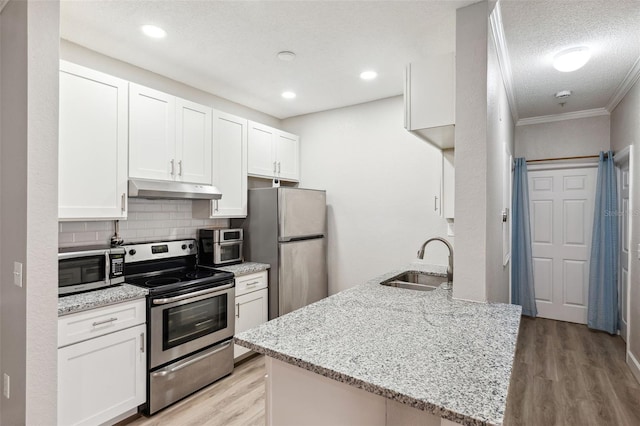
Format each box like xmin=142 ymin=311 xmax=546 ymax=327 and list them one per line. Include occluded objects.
xmin=58 ymin=284 xmax=148 ymax=316
xmin=216 ymin=261 xmax=270 ymax=277
xmin=235 ymin=263 xmax=522 ymax=426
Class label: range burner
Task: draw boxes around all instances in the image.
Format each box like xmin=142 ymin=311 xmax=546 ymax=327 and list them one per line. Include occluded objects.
xmin=185 ymin=270 xmax=215 ymax=280
xmin=145 ymin=277 xmax=181 ymax=286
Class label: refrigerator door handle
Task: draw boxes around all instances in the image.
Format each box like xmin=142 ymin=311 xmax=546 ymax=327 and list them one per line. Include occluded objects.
xmin=279 ymin=234 xmax=325 ymax=243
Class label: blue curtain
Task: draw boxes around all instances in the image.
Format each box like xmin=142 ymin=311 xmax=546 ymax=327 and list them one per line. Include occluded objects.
xmin=511 ymin=158 xmax=537 ymax=317
xmin=588 ymin=151 xmax=618 ymax=334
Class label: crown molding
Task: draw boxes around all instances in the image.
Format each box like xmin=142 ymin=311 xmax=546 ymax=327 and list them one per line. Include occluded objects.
xmin=516 ymin=108 xmax=609 ymax=126
xmin=489 ymin=2 xmax=519 ymax=123
xmin=606 ymin=55 xmax=640 ymax=113
xmin=0 ymin=0 xmax=9 ymax=13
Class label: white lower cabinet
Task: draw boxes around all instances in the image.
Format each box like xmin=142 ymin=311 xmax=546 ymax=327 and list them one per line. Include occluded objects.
xmin=58 ymin=300 xmax=146 ymax=426
xmin=235 ymin=271 xmax=268 ymax=360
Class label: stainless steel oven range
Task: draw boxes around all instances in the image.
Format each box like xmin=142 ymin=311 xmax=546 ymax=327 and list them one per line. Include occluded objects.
xmin=123 ymin=239 xmax=235 ymax=415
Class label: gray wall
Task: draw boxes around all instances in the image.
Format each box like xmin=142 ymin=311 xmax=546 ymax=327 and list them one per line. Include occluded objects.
xmin=610 ymin=77 xmax=640 ymax=379
xmin=283 ymin=96 xmax=449 ymax=294
xmin=515 ymin=115 xmax=611 ymax=160
xmin=1 ymin=0 xmax=59 ymax=423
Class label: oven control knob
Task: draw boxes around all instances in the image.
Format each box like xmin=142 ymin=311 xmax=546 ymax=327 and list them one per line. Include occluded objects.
xmin=128 ymin=249 xmax=136 ymax=256
xmin=188 ymin=243 xmax=194 ymax=249
xmin=181 ymin=244 xmax=187 ymax=250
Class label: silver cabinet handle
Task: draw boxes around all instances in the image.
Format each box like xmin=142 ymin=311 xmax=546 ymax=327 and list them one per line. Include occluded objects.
xmin=245 ymin=281 xmax=260 ymax=287
xmin=140 ymin=332 xmax=145 ymax=353
xmin=121 ymin=193 xmax=126 ymax=213
xmin=178 ymin=160 xmax=183 ymax=176
xmin=236 ymin=302 xmax=240 ymax=318
xmin=151 ymin=340 xmax=232 ymax=377
xmin=214 ymin=199 xmax=219 ymax=212
xmin=92 ymin=317 xmax=117 ymax=327
xmin=170 ymin=159 xmax=175 ymax=175
xmin=278 ymin=162 xmax=281 ymax=174
xmin=152 ymin=283 xmax=233 ymax=305
xmin=434 ymin=196 xmax=439 ymax=211
xmin=273 ymin=161 xmax=277 ymax=173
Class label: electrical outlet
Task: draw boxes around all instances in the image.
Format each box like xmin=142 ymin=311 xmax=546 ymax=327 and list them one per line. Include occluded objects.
xmin=3 ymin=373 xmax=10 ymax=399
xmin=13 ymin=262 xmax=23 ymax=287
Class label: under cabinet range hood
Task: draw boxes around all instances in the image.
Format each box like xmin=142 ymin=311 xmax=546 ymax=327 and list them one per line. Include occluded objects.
xmin=128 ymin=179 xmax=222 ymax=200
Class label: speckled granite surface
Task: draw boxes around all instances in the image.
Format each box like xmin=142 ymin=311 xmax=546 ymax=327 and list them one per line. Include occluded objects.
xmin=58 ymin=284 xmax=148 ymax=316
xmin=235 ymin=263 xmax=521 ymax=426
xmin=216 ymin=261 xmax=270 ymax=277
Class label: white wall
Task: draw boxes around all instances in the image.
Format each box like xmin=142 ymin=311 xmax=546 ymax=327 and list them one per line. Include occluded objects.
xmin=60 ymin=40 xmax=280 ymax=128
xmin=454 ymin=1 xmax=490 ymax=302
xmin=515 ymin=115 xmax=610 ymax=160
xmin=486 ymin=22 xmax=514 ymax=304
xmin=283 ymin=96 xmax=449 ymax=294
xmin=454 ymin=1 xmax=514 ymax=303
xmin=1 ymin=0 xmax=59 ymax=423
xmin=610 ymin=77 xmax=640 ymax=381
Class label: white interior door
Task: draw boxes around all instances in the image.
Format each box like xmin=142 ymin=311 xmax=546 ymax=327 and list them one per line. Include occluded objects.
xmin=617 ymin=154 xmax=630 ymax=342
xmin=528 ymin=166 xmax=597 ymax=324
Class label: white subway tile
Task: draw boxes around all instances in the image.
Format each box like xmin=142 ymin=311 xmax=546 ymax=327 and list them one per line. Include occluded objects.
xmin=85 ymin=221 xmax=111 ymax=231
xmin=73 ymin=231 xmax=99 ymax=243
xmin=59 ymin=222 xmax=87 ymax=233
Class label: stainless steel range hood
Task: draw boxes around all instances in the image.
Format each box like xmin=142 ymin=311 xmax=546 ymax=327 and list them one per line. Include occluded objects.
xmin=128 ymin=179 xmax=222 ymax=200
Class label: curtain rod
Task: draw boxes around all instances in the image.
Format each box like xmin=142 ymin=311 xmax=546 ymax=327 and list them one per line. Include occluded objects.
xmin=526 ymin=154 xmax=608 ymax=163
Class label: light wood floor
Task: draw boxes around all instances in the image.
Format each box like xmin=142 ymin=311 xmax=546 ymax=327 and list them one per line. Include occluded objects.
xmin=124 ymin=317 xmax=640 ymax=426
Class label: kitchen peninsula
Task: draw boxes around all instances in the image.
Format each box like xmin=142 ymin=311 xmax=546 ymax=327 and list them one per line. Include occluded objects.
xmin=235 ymin=264 xmax=521 ymax=426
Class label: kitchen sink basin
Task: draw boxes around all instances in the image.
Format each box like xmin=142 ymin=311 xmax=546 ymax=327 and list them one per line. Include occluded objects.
xmin=380 ymin=272 xmax=447 ymax=292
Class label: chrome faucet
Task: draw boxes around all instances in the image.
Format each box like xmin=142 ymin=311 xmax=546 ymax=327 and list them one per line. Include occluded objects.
xmin=417 ymin=237 xmax=454 ymax=290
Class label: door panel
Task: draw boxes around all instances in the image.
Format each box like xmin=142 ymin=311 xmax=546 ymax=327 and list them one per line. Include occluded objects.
xmin=176 ymin=98 xmax=212 ymax=184
xmin=278 ymin=188 xmax=326 ymax=240
xmin=528 ymin=167 xmax=597 ymax=324
xmin=278 ymin=238 xmax=328 ymax=316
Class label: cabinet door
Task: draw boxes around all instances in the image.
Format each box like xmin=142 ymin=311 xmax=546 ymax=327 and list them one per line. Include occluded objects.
xmin=129 ymin=83 xmax=176 ymax=181
xmin=247 ymin=121 xmax=276 ymax=178
xmin=212 ymin=111 xmax=248 ymax=217
xmin=176 ymin=98 xmax=212 ymax=184
xmin=58 ymin=324 xmax=146 ymax=426
xmin=275 ymin=130 xmax=299 ymax=182
xmin=59 ymin=61 xmax=128 ymax=220
xmin=235 ymin=288 xmax=268 ymax=359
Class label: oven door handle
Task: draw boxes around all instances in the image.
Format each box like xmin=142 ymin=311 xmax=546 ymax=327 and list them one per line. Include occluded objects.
xmin=150 ymin=340 xmax=232 ymax=377
xmin=151 ymin=283 xmax=234 ymax=305
xmin=217 ymin=241 xmax=242 ymax=247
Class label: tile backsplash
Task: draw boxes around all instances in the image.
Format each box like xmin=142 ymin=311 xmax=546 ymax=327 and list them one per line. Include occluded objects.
xmin=58 ymin=198 xmax=229 ymax=247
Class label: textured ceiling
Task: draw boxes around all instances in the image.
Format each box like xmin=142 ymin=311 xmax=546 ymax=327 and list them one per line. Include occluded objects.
xmin=60 ymin=0 xmax=474 ymax=119
xmin=500 ymin=0 xmax=640 ymax=120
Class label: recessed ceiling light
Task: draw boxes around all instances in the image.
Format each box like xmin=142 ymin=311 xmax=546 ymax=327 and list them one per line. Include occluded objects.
xmin=281 ymin=91 xmax=296 ymax=99
xmin=553 ymin=47 xmax=590 ymax=72
xmin=360 ymin=70 xmax=378 ymax=80
xmin=141 ymin=24 xmax=167 ymax=39
xmin=277 ymin=51 xmax=296 ymax=62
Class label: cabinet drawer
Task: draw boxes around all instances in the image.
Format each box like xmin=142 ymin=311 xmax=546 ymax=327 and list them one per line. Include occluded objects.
xmin=235 ymin=271 xmax=268 ymax=296
xmin=58 ymin=299 xmax=146 ymax=348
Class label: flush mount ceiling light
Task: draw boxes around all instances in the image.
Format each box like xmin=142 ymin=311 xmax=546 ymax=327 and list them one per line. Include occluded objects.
xmin=360 ymin=70 xmax=378 ymax=80
xmin=281 ymin=91 xmax=296 ymax=99
xmin=141 ymin=24 xmax=167 ymax=39
xmin=554 ymin=90 xmax=572 ymax=99
xmin=277 ymin=51 xmax=296 ymax=62
xmin=553 ymin=47 xmax=591 ymax=72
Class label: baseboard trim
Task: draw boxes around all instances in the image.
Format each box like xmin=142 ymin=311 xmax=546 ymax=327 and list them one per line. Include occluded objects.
xmin=626 ymin=350 xmax=640 ymax=384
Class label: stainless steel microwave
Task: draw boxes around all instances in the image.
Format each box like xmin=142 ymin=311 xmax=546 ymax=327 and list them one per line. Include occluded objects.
xmin=198 ymin=229 xmax=243 ymax=266
xmin=58 ymin=246 xmax=125 ymax=295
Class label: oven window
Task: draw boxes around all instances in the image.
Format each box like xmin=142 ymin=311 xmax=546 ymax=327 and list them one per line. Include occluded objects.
xmin=163 ymin=294 xmax=228 ymax=350
xmin=219 ymin=244 xmax=240 ymax=262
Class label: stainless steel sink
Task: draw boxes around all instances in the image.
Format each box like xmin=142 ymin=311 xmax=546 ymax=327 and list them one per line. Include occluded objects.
xmin=380 ymin=272 xmax=447 ymax=292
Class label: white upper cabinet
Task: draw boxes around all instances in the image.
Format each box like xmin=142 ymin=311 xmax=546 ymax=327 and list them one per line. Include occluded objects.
xmin=247 ymin=121 xmax=299 ymax=182
xmin=129 ymin=83 xmax=212 ymax=185
xmin=58 ymin=61 xmax=128 ymax=221
xmin=194 ymin=110 xmax=248 ymax=218
xmin=404 ymin=53 xmax=455 ymax=150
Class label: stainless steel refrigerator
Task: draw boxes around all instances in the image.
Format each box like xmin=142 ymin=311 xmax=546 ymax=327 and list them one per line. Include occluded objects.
xmin=236 ymin=187 xmax=328 ymax=319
